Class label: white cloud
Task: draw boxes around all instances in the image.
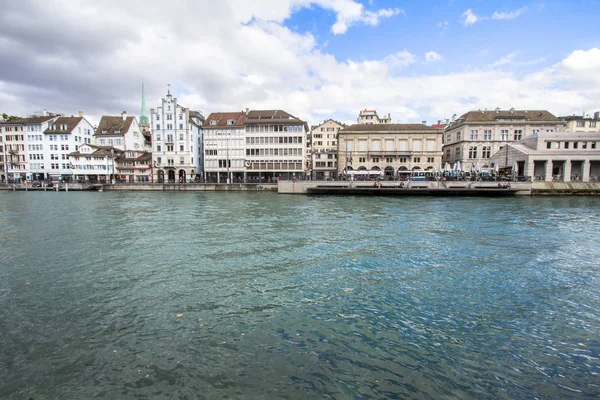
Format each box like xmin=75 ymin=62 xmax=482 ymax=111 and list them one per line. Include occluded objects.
xmin=461 ymin=9 xmax=479 ymax=26
xmin=0 ymin=1 xmax=598 ymax=127
xmin=492 ymin=7 xmax=527 ymax=20
xmin=437 ymin=21 xmax=448 ymax=35
xmin=425 ymin=51 xmax=443 ymax=63
xmin=331 ymin=5 xmax=403 ymax=35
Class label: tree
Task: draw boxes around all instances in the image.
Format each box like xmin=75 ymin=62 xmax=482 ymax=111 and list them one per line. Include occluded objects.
xmin=1 ymin=113 xmax=21 ymax=121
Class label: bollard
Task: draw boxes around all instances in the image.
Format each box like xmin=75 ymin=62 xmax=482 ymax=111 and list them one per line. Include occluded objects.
xmin=66 ymin=183 xmax=69 ymax=192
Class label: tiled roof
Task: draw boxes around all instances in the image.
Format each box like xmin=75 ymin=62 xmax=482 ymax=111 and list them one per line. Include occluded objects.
xmin=560 ymin=115 xmax=600 ymax=121
xmin=340 ymin=124 xmax=442 ymax=132
xmin=70 ymin=145 xmax=123 ymax=157
xmin=456 ymin=110 xmax=560 ymax=123
xmin=44 ymin=117 xmax=82 ymax=133
xmin=95 ymin=116 xmax=135 ymax=135
xmin=19 ymin=116 xmax=58 ymax=124
xmin=203 ymin=112 xmax=246 ymax=128
xmin=245 ymin=110 xmax=295 ymax=121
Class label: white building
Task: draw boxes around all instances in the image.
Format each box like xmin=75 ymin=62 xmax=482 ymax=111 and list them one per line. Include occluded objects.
xmin=1 ymin=119 xmax=29 ymax=182
xmin=69 ymin=144 xmax=120 ymax=183
xmin=151 ymin=90 xmax=205 ymax=183
xmin=357 ymin=109 xmax=392 ymax=124
xmin=203 ymin=111 xmax=246 ymax=183
xmin=43 ymin=115 xmax=95 ymax=181
xmin=561 ymin=112 xmax=600 ymax=133
xmin=94 ymin=112 xmax=147 ymax=151
xmin=490 ymin=131 xmax=600 ymax=182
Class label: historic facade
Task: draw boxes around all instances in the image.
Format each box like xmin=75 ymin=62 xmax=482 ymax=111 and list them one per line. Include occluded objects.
xmin=94 ymin=113 xmax=147 ymax=152
xmin=151 ymin=90 xmax=204 ymax=183
xmin=203 ymin=112 xmax=246 ymax=183
xmin=337 ymin=124 xmax=444 ymax=179
xmin=310 ymin=119 xmax=345 ymax=179
xmin=561 ymin=112 xmax=600 ymax=133
xmin=443 ymin=109 xmax=565 ymax=168
xmin=357 ymin=109 xmax=392 ymax=124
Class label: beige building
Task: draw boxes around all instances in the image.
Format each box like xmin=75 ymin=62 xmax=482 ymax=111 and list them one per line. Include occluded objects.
xmin=443 ymin=109 xmax=565 ymax=169
xmin=357 ymin=109 xmax=391 ymax=124
xmin=310 ymin=119 xmax=344 ymax=179
xmin=561 ymin=112 xmax=600 ymax=132
xmin=490 ymin=131 xmax=600 ymax=182
xmin=338 ymin=124 xmax=443 ymax=179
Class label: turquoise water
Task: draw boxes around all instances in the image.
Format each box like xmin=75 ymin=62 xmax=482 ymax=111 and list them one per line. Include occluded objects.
xmin=0 ymin=191 xmax=599 ymax=399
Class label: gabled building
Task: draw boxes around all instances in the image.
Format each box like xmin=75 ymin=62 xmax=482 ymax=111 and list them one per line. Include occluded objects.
xmin=442 ymin=109 xmax=565 ymax=167
xmin=94 ymin=112 xmax=147 ymax=151
xmin=43 ymin=115 xmax=95 ymax=181
xmin=309 ymin=119 xmax=345 ymax=179
xmin=114 ymin=150 xmax=152 ymax=183
xmin=69 ymin=144 xmax=121 ymax=183
xmin=338 ymin=124 xmax=444 ymax=179
xmin=151 ymin=89 xmax=205 ymax=183
xmin=0 ymin=119 xmax=28 ymax=182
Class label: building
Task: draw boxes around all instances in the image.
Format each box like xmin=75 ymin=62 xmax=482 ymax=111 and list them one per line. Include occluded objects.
xmin=114 ymin=150 xmax=152 ymax=183
xmin=490 ymin=131 xmax=600 ymax=182
xmin=94 ymin=112 xmax=147 ymax=151
xmin=357 ymin=109 xmax=392 ymax=124
xmin=243 ymin=110 xmax=308 ymax=181
xmin=310 ymin=119 xmax=345 ymax=179
xmin=69 ymin=144 xmax=121 ymax=183
xmin=203 ymin=111 xmax=246 ymax=183
xmin=151 ymin=89 xmax=205 ymax=183
xmin=561 ymin=112 xmax=600 ymax=132
xmin=443 ymin=109 xmax=565 ymax=169
xmin=1 ymin=119 xmax=28 ymax=182
xmin=203 ymin=109 xmax=308 ymax=182
xmin=43 ymin=115 xmax=95 ymax=181
xmin=337 ymin=124 xmax=444 ymax=179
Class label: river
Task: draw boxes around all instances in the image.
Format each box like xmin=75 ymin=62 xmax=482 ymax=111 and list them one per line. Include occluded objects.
xmin=0 ymin=191 xmax=599 ymax=399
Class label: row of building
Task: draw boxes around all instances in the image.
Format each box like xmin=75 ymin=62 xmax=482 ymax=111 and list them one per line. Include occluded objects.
xmin=2 ymin=88 xmax=600 ymax=184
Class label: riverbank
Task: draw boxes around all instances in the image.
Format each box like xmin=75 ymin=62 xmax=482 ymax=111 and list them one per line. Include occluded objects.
xmin=2 ymin=181 xmax=600 ymax=195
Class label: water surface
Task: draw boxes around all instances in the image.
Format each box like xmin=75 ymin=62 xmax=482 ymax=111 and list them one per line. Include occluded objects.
xmin=0 ymin=192 xmax=599 ymax=399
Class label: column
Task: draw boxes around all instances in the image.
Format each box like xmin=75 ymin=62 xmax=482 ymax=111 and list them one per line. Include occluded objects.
xmin=563 ymin=160 xmax=571 ymax=182
xmin=544 ymin=160 xmax=553 ymax=182
xmin=526 ymin=161 xmax=535 ymax=180
xmin=582 ymin=160 xmax=591 ymax=182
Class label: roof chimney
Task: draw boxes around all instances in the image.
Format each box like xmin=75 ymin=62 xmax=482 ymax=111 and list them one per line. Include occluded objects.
xmin=122 ymin=111 xmax=127 ymax=121
xmin=78 ymin=111 xmax=83 ymax=118
xmin=422 ymin=120 xmax=426 ymax=125
xmin=244 ymin=108 xmax=249 ymax=115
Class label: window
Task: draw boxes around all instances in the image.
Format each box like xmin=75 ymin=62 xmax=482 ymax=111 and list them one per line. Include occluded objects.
xmin=482 ymin=146 xmax=491 ymax=158
xmin=386 ymin=157 xmax=393 ymax=163
xmin=564 ymin=142 xmax=570 ymax=149
xmin=372 ymin=157 xmax=379 ymax=163
xmin=167 ymin=145 xmax=174 ymax=151
xmin=427 ymin=157 xmax=434 ymax=163
xmin=180 ymin=144 xmax=184 ymax=151
xmin=501 ymin=130 xmax=509 ymax=140
xmin=359 ymin=157 xmax=366 ymax=163
xmin=156 ymin=124 xmax=160 ymax=130
xmin=156 ymin=115 xmax=159 ymax=121
xmin=167 ymin=114 xmax=173 ymax=120
xmin=456 ymin=132 xmax=461 ymax=141
xmin=513 ymin=130 xmax=522 ymax=141
xmin=468 ymin=146 xmax=478 ymax=159
xmin=582 ymin=142 xmax=587 ymax=149
xmin=167 ymin=124 xmax=173 ymax=130
xmin=484 ymin=130 xmax=492 ymax=140
xmin=574 ymin=142 xmax=578 ymax=149
xmin=470 ymin=130 xmax=478 ymax=140
xmin=576 ymin=121 xmax=585 ymax=127
xmin=157 ymin=145 xmax=161 ymax=152
xmin=546 ymin=141 xmax=552 ymax=149
xmin=179 ymin=114 xmax=183 ymax=120
xmin=413 ymin=157 xmax=420 ymax=163
xmin=455 ymin=148 xmax=460 ymax=158
xmin=399 ymin=157 xmax=407 ymax=163
xmin=590 ymin=121 xmax=596 ymax=128
xmin=413 ymin=140 xmax=421 ymax=152
xmin=592 ymin=142 xmax=597 ymax=149
xmin=179 ymin=124 xmax=183 ymax=130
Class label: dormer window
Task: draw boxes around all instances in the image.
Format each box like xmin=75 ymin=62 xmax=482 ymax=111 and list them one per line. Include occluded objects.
xmin=227 ymin=119 xmax=235 ymax=125
xmin=114 ymin=130 xmax=120 ymax=134
xmin=210 ymin=120 xmax=217 ymax=125
xmin=102 ymin=129 xmax=108 ymax=134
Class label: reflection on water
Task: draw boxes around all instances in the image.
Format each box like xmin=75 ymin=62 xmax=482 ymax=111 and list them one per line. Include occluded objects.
xmin=0 ymin=192 xmax=599 ymax=399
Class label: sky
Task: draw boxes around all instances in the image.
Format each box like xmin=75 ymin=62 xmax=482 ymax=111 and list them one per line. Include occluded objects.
xmin=0 ymin=0 xmax=599 ymax=127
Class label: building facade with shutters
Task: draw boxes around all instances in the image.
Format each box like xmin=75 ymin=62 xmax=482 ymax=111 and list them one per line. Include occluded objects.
xmin=337 ymin=124 xmax=444 ymax=179
xmin=309 ymin=119 xmax=345 ymax=179
xmin=442 ymin=109 xmax=566 ymax=169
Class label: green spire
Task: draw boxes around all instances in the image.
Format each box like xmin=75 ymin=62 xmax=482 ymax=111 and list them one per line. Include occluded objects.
xmin=139 ymin=80 xmax=149 ymax=126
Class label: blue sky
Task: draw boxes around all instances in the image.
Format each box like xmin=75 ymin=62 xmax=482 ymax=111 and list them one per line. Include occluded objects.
xmin=0 ymin=0 xmax=599 ymax=125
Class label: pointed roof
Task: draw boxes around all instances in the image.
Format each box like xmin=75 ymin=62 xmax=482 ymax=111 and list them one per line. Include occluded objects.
xmin=44 ymin=117 xmax=83 ymax=133
xmin=95 ymin=116 xmax=135 ymax=136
